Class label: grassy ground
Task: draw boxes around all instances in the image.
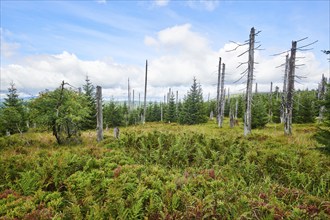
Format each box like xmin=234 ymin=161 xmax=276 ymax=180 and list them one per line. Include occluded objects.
xmin=0 ymin=120 xmax=329 ymax=219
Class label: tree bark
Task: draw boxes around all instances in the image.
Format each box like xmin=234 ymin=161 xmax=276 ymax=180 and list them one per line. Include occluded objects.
xmin=143 ymin=60 xmax=148 ymax=124
xmin=244 ymin=27 xmax=255 ymax=136
xmin=96 ymin=86 xmax=103 ymax=142
xmin=284 ymin=41 xmax=297 ymax=135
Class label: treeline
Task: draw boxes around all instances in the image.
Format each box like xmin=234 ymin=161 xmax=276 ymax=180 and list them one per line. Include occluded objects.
xmin=0 ymin=78 xmax=329 ymax=145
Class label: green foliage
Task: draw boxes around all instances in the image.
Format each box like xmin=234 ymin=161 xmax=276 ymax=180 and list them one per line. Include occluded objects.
xmin=251 ymin=94 xmax=268 ymax=128
xmin=0 ymin=82 xmax=28 ymax=136
xmin=179 ymin=78 xmax=207 ymax=125
xmin=29 ymin=85 xmax=90 ymax=144
xmin=0 ymin=121 xmax=329 ymax=219
xmin=315 ymin=83 xmax=330 ymax=149
xmin=293 ymin=89 xmax=318 ymax=124
xmin=103 ymin=100 xmax=124 ymax=127
xmin=164 ymin=93 xmax=177 ymax=123
xmin=146 ymin=102 xmax=161 ymax=122
xmin=82 ymin=76 xmax=97 ymax=130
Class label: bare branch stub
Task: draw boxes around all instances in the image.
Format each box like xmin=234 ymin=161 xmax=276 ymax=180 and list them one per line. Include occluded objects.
xmin=297 ymin=40 xmax=318 ymax=49
xmin=236 ymin=62 xmax=249 ymax=69
xmin=271 ymin=49 xmax=291 ymax=56
xmin=296 ymin=37 xmax=308 ymax=43
xmin=226 ymin=41 xmax=249 ymax=52
xmin=276 ymin=62 xmax=286 ymax=68
xmin=233 ymin=73 xmax=248 ymax=84
xmin=238 ymin=50 xmax=249 ymax=57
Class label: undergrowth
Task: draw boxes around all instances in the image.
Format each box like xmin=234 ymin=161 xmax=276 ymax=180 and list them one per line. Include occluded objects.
xmin=0 ymin=121 xmax=329 ymax=219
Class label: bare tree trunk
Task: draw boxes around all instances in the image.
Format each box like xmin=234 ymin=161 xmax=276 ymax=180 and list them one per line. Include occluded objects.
xmin=143 ymin=60 xmax=148 ymax=124
xmin=210 ymin=110 xmax=214 ymax=120
xmin=218 ymin=63 xmax=226 ymax=128
xmin=139 ymin=93 xmax=141 ymax=108
xmin=227 ymin=88 xmax=230 ymax=108
xmin=128 ymin=78 xmax=131 ymax=112
xmin=269 ymin=82 xmax=273 ymax=122
xmin=244 ymin=27 xmax=255 ymax=136
xmin=318 ymin=74 xmax=327 ymax=122
xmin=176 ymin=90 xmax=179 ymax=111
xmin=161 ymin=102 xmax=163 ymax=122
xmin=216 ymin=57 xmax=222 ymax=124
xmin=96 ymin=86 xmax=103 ymax=142
xmin=281 ymin=54 xmax=289 ymax=123
xmin=235 ymin=99 xmax=238 ymax=119
xmin=230 ymin=109 xmax=235 ymax=128
xmin=284 ymin=41 xmax=297 ymax=135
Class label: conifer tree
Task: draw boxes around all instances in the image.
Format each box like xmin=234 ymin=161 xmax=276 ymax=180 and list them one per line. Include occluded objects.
xmin=82 ymin=76 xmax=97 ymax=130
xmin=315 ymin=83 xmax=330 ymax=149
xmin=0 ymin=82 xmax=27 ymax=135
xmin=103 ymin=101 xmax=124 ymax=127
xmin=164 ymin=92 xmax=177 ymax=123
xmin=179 ymin=78 xmax=207 ymax=125
xmin=293 ymin=90 xmax=317 ymax=124
xmin=251 ymin=94 xmax=268 ymax=128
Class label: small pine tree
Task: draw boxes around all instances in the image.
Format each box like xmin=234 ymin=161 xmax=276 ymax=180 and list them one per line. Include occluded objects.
xmin=165 ymin=93 xmax=177 ymax=123
xmin=315 ymin=83 xmax=330 ymax=149
xmin=0 ymin=82 xmax=27 ymax=135
xmin=103 ymin=101 xmax=124 ymax=127
xmin=82 ymin=76 xmax=97 ymax=130
xmin=251 ymin=94 xmax=268 ymax=129
xmin=293 ymin=90 xmax=317 ymax=124
xmin=179 ymin=78 xmax=207 ymax=125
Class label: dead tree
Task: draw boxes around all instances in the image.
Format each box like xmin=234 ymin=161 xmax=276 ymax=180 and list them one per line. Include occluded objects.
xmin=235 ymin=99 xmax=238 ymax=119
xmin=218 ymin=63 xmax=226 ymax=127
xmin=161 ymin=102 xmax=163 ymax=122
xmin=318 ymin=74 xmax=327 ymax=122
xmin=216 ymin=57 xmax=222 ymax=124
xmin=128 ymin=78 xmax=131 ymax=112
xmin=132 ymin=89 xmax=135 ymax=110
xmin=284 ymin=41 xmax=297 ymax=135
xmin=226 ymin=27 xmax=261 ymax=135
xmin=281 ymin=54 xmax=289 ymax=123
xmin=143 ymin=60 xmax=148 ymax=124
xmin=114 ymin=127 xmax=120 ymax=139
xmin=139 ymin=93 xmax=141 ymax=108
xmin=244 ymin=27 xmax=256 ymax=136
xmin=269 ymin=82 xmax=273 ymax=122
xmin=176 ymin=90 xmax=179 ymax=111
xmin=96 ymin=86 xmax=103 ymax=142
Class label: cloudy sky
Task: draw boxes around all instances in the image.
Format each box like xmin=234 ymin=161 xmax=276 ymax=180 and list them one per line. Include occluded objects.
xmin=1 ymin=0 xmax=329 ymax=101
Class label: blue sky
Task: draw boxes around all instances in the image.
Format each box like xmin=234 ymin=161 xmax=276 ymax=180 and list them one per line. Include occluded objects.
xmin=1 ymin=0 xmax=329 ymax=100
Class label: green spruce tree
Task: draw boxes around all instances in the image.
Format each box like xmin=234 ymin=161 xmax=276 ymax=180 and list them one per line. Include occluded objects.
xmin=179 ymin=78 xmax=207 ymax=125
xmin=293 ymin=90 xmax=317 ymax=123
xmin=103 ymin=101 xmax=124 ymax=127
xmin=82 ymin=76 xmax=97 ymax=130
xmin=251 ymin=94 xmax=268 ymax=129
xmin=0 ymin=82 xmax=27 ymax=135
xmin=165 ymin=92 xmax=177 ymax=123
xmin=315 ymin=83 xmax=330 ymax=149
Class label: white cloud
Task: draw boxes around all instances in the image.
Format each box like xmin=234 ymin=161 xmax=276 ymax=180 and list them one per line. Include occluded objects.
xmin=96 ymin=0 xmax=107 ymax=4
xmin=1 ymin=41 xmax=20 ymax=58
xmin=1 ymin=51 xmax=144 ymax=99
xmin=154 ymin=0 xmax=170 ymax=7
xmin=1 ymin=29 xmax=20 ymax=59
xmin=186 ymin=0 xmax=220 ymax=11
xmin=1 ymin=24 xmax=327 ymax=102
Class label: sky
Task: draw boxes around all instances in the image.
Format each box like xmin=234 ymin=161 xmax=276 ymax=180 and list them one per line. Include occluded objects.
xmin=1 ymin=0 xmax=329 ymax=102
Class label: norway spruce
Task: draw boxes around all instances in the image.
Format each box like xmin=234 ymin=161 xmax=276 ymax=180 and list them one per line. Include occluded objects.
xmin=179 ymin=78 xmax=207 ymax=125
